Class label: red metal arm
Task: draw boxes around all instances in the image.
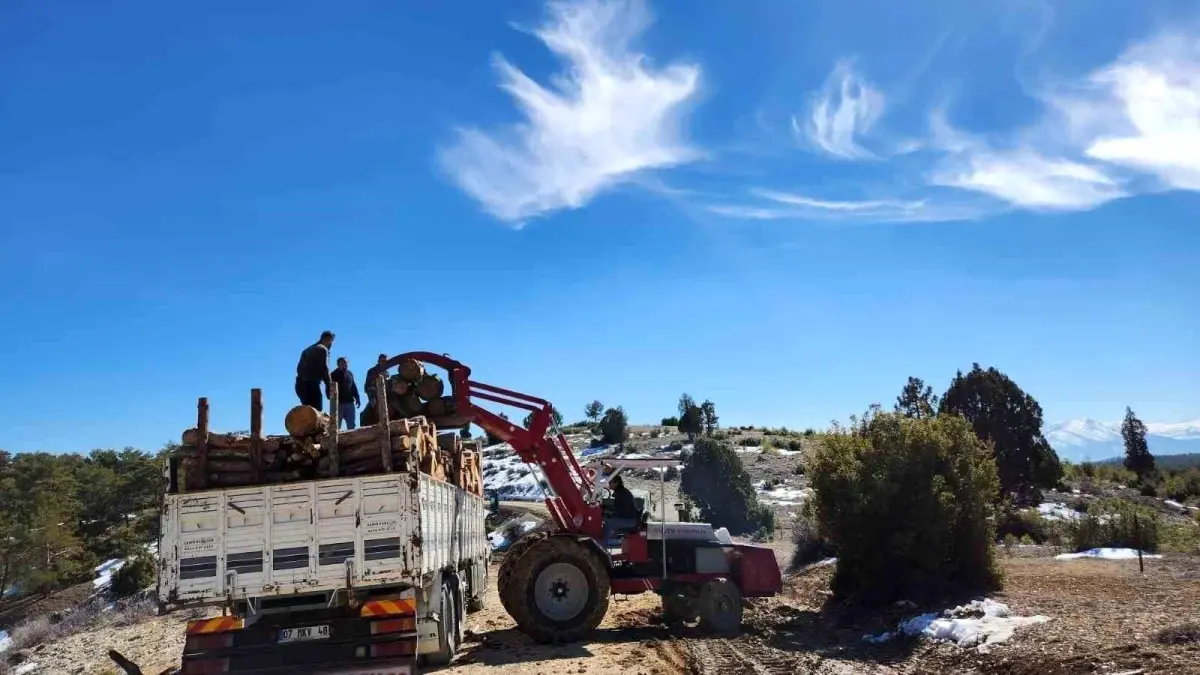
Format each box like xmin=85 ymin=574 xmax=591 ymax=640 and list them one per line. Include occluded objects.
xmin=377 ymin=352 xmax=604 ymax=539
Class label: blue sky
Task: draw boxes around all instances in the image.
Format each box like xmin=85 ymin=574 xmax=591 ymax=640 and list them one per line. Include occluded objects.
xmin=2 ymin=0 xmax=1197 ymax=454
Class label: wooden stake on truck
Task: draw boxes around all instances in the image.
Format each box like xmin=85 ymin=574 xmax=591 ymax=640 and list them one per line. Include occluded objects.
xmin=326 ymin=382 xmax=340 ymax=477
xmin=250 ymin=388 xmax=262 ymax=483
xmin=376 ymin=373 xmax=393 ymax=473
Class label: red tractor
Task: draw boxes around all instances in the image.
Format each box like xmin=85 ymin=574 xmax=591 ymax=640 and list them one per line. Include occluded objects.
xmin=385 ymin=352 xmax=783 ymax=643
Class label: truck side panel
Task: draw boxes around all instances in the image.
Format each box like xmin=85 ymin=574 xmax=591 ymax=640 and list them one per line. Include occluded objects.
xmin=162 ymin=474 xmax=448 ymax=605
xmin=416 ymin=474 xmax=488 ymax=576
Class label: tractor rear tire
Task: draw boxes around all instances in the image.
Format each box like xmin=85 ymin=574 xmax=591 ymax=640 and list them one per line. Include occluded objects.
xmin=507 ymin=536 xmax=610 ymax=644
xmin=497 ymin=532 xmax=549 ymax=617
xmin=697 ymin=579 xmax=743 ymax=635
xmin=661 ymin=593 xmax=698 ymax=624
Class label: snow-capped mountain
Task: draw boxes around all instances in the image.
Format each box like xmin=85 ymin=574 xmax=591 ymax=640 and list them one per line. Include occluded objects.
xmin=1045 ymin=417 xmax=1200 ymax=462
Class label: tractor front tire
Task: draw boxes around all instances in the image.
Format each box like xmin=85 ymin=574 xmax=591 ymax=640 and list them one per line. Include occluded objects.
xmin=497 ymin=532 xmax=549 ymax=617
xmin=697 ymin=579 xmax=743 ymax=635
xmin=507 ymin=536 xmax=610 ymax=644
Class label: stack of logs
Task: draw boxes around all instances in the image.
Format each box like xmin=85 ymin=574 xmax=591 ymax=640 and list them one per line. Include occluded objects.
xmin=173 ymin=382 xmax=482 ymax=497
xmin=361 ymin=358 xmax=461 ymax=428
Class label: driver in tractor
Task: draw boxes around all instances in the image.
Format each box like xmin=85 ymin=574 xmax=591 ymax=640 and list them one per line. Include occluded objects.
xmin=602 ymin=475 xmax=642 ymax=545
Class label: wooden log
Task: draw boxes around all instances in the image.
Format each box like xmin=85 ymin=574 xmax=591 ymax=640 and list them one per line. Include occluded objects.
xmin=285 ymin=405 xmax=328 ymax=438
xmin=197 ymin=398 xmax=210 ymax=490
xmin=250 ymin=388 xmax=263 ymax=483
xmin=338 ymin=435 xmax=413 ymax=462
xmin=180 ymin=430 xmax=284 ymax=452
xmin=436 ymin=433 xmax=458 ymax=452
xmin=208 ymin=459 xmax=255 ymax=473
xmin=326 ymin=381 xmax=340 ymax=478
xmin=173 ymin=445 xmax=280 ymax=462
xmin=399 ymin=358 xmax=425 ymax=384
xmin=338 ymin=418 xmax=411 ymax=445
xmin=390 ymin=376 xmax=410 ymax=397
xmin=398 ymin=393 xmax=424 ymax=417
xmin=415 ymin=374 xmax=444 ymax=402
xmin=376 ymin=374 xmax=393 ymax=472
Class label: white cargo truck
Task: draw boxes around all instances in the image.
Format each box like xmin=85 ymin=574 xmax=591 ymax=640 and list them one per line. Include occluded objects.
xmin=157 ymin=464 xmax=489 ymax=674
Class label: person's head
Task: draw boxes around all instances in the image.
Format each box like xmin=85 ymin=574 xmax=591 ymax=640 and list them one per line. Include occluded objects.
xmin=610 ymin=475 xmax=623 ymax=490
xmin=319 ymin=330 xmax=335 ymax=347
xmin=377 ymin=353 xmax=389 ymax=365
xmin=336 ymin=357 xmax=348 ymax=370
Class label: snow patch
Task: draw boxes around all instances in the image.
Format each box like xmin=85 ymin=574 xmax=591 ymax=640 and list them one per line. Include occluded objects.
xmin=1036 ymin=503 xmax=1082 ymax=522
xmin=13 ymin=662 xmax=39 ymax=675
xmin=863 ymin=599 xmax=1049 ymax=649
xmin=1054 ymin=548 xmax=1163 ymax=561
xmin=1164 ymin=499 xmax=1186 ymax=509
xmin=0 ymin=629 xmax=10 ymax=654
xmin=757 ymin=485 xmax=811 ymax=505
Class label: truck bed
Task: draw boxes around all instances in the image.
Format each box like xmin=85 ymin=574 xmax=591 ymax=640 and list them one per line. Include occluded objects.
xmin=159 ymin=472 xmax=487 ymax=607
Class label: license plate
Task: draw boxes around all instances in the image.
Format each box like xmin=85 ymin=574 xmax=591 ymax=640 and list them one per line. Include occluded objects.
xmin=278 ymin=624 xmax=330 ymax=643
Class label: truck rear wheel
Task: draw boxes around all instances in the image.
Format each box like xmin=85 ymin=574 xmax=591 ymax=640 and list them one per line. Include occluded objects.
xmin=423 ymin=581 xmax=460 ymax=666
xmin=507 ymin=536 xmax=610 ymax=644
xmin=497 ymin=532 xmax=548 ymax=616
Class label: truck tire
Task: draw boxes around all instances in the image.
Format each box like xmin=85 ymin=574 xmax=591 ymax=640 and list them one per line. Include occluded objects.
xmin=697 ymin=579 xmax=742 ymax=635
xmin=507 ymin=536 xmax=610 ymax=644
xmin=497 ymin=532 xmax=549 ymax=616
xmin=423 ymin=581 xmax=460 ymax=666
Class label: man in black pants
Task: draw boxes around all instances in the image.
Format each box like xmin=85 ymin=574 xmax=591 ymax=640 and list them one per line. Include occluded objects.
xmin=295 ymin=331 xmax=335 ymax=410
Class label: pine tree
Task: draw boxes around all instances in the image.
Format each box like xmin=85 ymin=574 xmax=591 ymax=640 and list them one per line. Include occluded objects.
xmin=701 ymin=400 xmax=719 ymax=436
xmin=939 ymin=364 xmax=1063 ymax=497
xmin=1122 ymin=406 xmax=1155 ymax=478
xmin=895 ymin=376 xmax=938 ymax=419
xmin=599 ymin=406 xmax=629 ymax=444
xmin=584 ymin=400 xmax=604 ymax=425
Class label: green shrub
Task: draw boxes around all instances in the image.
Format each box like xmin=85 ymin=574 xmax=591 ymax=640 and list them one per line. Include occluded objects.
xmin=741 ymin=436 xmax=762 ymax=447
xmin=110 ymin=554 xmax=156 ymax=597
xmin=1164 ymin=468 xmax=1200 ymax=502
xmin=804 ymin=428 xmax=816 ymax=437
xmin=790 ymin=507 xmax=834 ymax=568
xmin=996 ymin=506 xmax=1050 ymax=543
xmin=1067 ymin=502 xmax=1159 ymax=552
xmin=1160 ymin=522 xmax=1200 ymax=555
xmin=681 ymin=439 xmax=771 ymax=535
xmin=786 ymin=439 xmax=804 ymax=453
xmin=809 ymin=410 xmax=1002 ymax=606
xmin=1019 ymin=534 xmax=1034 ymax=545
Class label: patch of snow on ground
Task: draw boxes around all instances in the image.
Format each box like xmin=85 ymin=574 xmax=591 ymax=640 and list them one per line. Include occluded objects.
xmin=758 ymin=486 xmax=811 ymax=505
xmin=482 ymin=451 xmax=545 ymax=501
xmin=864 ymin=599 xmax=1049 ymax=649
xmin=1164 ymin=499 xmax=1186 ymax=509
xmin=13 ymin=662 xmax=39 ymax=674
xmin=736 ymin=446 xmax=759 ymax=454
xmin=93 ymin=557 xmax=127 ymax=591
xmin=0 ymin=629 xmax=10 ymax=654
xmin=1036 ymin=503 xmax=1082 ymax=521
xmin=1054 ymin=548 xmax=1163 ymax=561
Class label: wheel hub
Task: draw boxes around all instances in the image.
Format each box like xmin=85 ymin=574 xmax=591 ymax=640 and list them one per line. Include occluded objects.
xmin=534 ymin=562 xmax=589 ymax=622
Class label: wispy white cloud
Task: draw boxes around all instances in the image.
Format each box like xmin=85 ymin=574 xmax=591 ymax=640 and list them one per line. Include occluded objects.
xmin=925 ymin=29 xmax=1200 ymax=211
xmin=1078 ymin=32 xmax=1200 ymax=191
xmin=796 ymin=60 xmax=885 ymax=160
xmin=707 ymin=188 xmax=983 ymax=223
xmin=438 ymin=0 xmax=701 ymax=224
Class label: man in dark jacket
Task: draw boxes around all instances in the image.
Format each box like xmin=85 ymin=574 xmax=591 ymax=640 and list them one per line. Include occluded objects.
xmin=295 ymin=331 xmax=335 ymax=410
xmin=330 ymin=357 xmax=361 ymax=430
xmin=603 ymin=475 xmax=641 ymax=545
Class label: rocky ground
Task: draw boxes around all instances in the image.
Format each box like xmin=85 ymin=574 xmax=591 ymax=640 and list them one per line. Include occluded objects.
xmin=437 ymin=550 xmax=1200 ymax=675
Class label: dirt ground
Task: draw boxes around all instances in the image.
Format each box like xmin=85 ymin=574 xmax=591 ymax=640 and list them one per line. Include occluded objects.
xmin=437 ymin=551 xmax=1200 ymax=675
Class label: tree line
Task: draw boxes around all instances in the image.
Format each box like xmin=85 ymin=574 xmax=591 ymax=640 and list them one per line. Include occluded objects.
xmin=0 ymin=447 xmax=164 ymax=598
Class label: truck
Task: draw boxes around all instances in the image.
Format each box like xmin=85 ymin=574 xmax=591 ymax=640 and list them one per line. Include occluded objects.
xmin=143 ymin=350 xmax=783 ymax=674
xmin=152 ymin=357 xmax=493 ymax=674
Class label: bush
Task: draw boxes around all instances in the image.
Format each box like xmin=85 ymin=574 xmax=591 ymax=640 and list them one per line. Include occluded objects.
xmin=110 ymin=553 xmax=156 ymax=597
xmin=740 ymin=436 xmax=762 ymax=448
xmin=662 ymin=465 xmax=679 ymax=481
xmin=599 ymin=407 xmax=629 ymax=445
xmin=786 ymin=439 xmax=804 ymax=453
xmin=1164 ymin=468 xmax=1200 ymax=502
xmin=996 ymin=506 xmax=1050 ymax=543
xmin=1067 ymin=502 xmax=1159 ymax=552
xmin=790 ymin=507 xmax=834 ymax=568
xmin=809 ymin=410 xmax=1002 ymax=606
xmin=804 ymin=428 xmax=816 ymax=437
xmin=681 ymin=439 xmax=771 ymax=535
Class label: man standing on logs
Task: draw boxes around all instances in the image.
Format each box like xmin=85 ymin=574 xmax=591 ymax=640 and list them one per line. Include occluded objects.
xmin=331 ymin=357 xmax=361 ymax=430
xmin=295 ymin=330 xmax=335 ymax=410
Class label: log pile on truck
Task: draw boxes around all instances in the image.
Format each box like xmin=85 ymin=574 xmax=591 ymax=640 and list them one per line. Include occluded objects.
xmin=170 ymin=360 xmax=483 ymax=495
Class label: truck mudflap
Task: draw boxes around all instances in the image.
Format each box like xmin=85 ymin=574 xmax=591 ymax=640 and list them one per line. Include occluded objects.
xmin=178 ymin=604 xmax=417 ymax=675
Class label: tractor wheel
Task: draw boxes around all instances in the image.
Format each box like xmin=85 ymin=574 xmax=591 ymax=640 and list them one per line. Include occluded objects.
xmin=507 ymin=536 xmax=610 ymax=644
xmin=498 ymin=532 xmax=549 ymax=617
xmin=697 ymin=579 xmax=743 ymax=635
xmin=661 ymin=593 xmax=698 ymax=624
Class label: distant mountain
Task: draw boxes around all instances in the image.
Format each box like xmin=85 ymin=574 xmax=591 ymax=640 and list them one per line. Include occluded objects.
xmin=1045 ymin=417 xmax=1200 ymax=463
